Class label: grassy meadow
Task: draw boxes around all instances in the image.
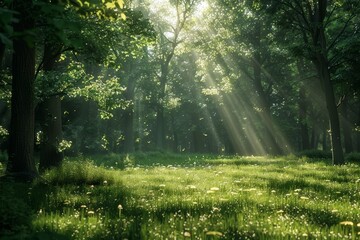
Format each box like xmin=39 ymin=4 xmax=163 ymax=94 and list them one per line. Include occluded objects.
xmin=1 ymin=152 xmax=360 ymax=239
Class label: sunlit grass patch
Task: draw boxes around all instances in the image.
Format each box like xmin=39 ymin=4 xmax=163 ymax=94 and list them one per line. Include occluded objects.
xmin=43 ymin=159 xmax=118 ymax=186
xmin=3 ymin=153 xmax=360 ymax=239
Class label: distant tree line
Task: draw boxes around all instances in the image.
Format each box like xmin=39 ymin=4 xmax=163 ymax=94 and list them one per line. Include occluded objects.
xmin=0 ymin=0 xmax=360 ymax=180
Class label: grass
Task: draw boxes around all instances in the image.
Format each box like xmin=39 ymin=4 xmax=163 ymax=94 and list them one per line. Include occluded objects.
xmin=1 ymin=153 xmax=360 ymax=239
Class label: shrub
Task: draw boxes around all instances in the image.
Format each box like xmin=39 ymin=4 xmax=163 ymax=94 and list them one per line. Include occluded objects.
xmin=296 ymin=149 xmax=332 ymax=159
xmin=345 ymin=152 xmax=360 ymax=163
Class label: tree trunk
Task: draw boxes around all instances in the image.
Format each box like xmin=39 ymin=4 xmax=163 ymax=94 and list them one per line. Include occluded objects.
xmin=39 ymin=96 xmax=63 ymax=171
xmin=313 ymin=41 xmax=344 ymax=164
xmin=155 ymin=106 xmax=165 ymax=150
xmin=299 ymin=85 xmax=310 ymax=150
xmin=122 ymin=68 xmax=137 ymax=153
xmin=6 ymin=0 xmax=37 ymax=180
xmin=123 ymin=109 xmax=135 ymax=153
xmin=340 ymin=97 xmax=353 ymax=153
xmin=297 ymin=59 xmax=310 ymax=151
xmin=310 ymin=0 xmax=344 ymax=164
xmin=155 ymin=63 xmax=168 ymax=150
xmin=38 ymin=42 xmax=64 ymax=171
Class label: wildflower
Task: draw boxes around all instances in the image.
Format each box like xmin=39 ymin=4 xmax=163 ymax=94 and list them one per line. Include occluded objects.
xmin=294 ymin=189 xmax=301 ymax=192
xmin=80 ymin=205 xmax=87 ymax=208
xmin=331 ymin=209 xmax=338 ymax=213
xmin=340 ymin=221 xmax=353 ymax=226
xmin=86 ymin=192 xmax=92 ymax=195
xmin=103 ymin=180 xmax=108 ymax=185
xmin=271 ymin=190 xmax=276 ymax=193
xmin=300 ymin=196 xmax=309 ymax=200
xmin=118 ymin=204 xmax=123 ymax=210
xmin=184 ymin=232 xmax=191 ymax=237
xmin=207 ymin=190 xmax=215 ymax=194
xmin=212 ymin=207 xmax=220 ymax=212
xmin=159 ymin=184 xmax=166 ymax=188
xmin=210 ymin=187 xmax=220 ymax=191
xmin=277 ymin=210 xmax=284 ymax=214
xmin=357 ymin=223 xmax=360 ymax=227
xmin=206 ymin=231 xmax=223 ymax=236
xmin=88 ymin=211 xmax=95 ymax=216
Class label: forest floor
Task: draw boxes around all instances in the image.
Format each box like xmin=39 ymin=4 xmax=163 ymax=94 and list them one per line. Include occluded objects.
xmin=1 ymin=153 xmax=360 ymax=239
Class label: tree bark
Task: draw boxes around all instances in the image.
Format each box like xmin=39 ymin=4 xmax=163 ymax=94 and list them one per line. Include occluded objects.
xmin=313 ymin=47 xmax=344 ymax=164
xmin=340 ymin=97 xmax=353 ymax=153
xmin=6 ymin=0 xmax=38 ymax=180
xmin=310 ymin=0 xmax=344 ymax=164
xmin=38 ymin=42 xmax=64 ymax=171
xmin=39 ymin=96 xmax=63 ymax=171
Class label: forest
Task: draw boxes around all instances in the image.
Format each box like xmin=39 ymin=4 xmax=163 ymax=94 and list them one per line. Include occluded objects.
xmin=1 ymin=0 xmax=360 ymax=239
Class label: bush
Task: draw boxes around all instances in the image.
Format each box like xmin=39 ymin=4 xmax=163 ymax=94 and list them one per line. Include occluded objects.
xmin=345 ymin=152 xmax=360 ymax=163
xmin=296 ymin=149 xmax=332 ymax=159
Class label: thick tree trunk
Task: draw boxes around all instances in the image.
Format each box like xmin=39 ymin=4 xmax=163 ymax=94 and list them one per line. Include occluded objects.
xmin=310 ymin=0 xmax=344 ymax=164
xmin=313 ymin=36 xmax=344 ymax=164
xmin=316 ymin=59 xmax=343 ymax=164
xmin=6 ymin=0 xmax=37 ymax=180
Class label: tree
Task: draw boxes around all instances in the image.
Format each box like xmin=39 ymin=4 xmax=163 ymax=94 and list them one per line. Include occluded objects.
xmin=266 ymin=0 xmax=360 ymax=164
xmin=6 ymin=0 xmax=37 ymax=180
xmin=147 ymin=0 xmax=197 ymax=150
xmin=5 ymin=0 xmax=127 ymax=179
